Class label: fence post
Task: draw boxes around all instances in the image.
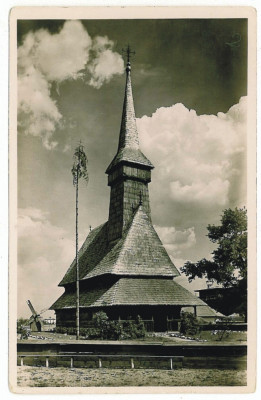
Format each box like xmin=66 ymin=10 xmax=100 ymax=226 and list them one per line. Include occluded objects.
xmin=45 ymin=356 xmax=49 ymax=368
xmin=20 ymin=356 xmax=24 ymax=367
xmin=170 ymin=358 xmax=173 ymax=370
xmin=131 ymin=358 xmax=134 ymax=369
xmin=98 ymin=358 xmax=102 ymax=368
xmin=70 ymin=357 xmax=74 ymax=368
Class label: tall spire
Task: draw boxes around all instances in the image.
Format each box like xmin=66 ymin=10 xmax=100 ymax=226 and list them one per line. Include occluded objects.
xmin=118 ymin=45 xmax=139 ymax=151
xmin=118 ymin=59 xmax=139 ymax=150
xmin=106 ymin=48 xmax=153 ymax=174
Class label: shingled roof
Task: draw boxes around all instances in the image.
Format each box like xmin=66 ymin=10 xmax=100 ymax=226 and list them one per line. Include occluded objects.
xmin=59 ymin=222 xmax=109 ymax=286
xmin=91 ymin=278 xmax=206 ymax=307
xmin=106 ymin=61 xmax=153 ymax=173
xmin=51 ymin=278 xmax=206 ymax=310
xmin=84 ymin=205 xmax=179 ymax=280
xmin=59 ymin=205 xmax=180 ymax=286
xmin=106 ymin=147 xmax=153 ymax=173
xmin=50 ymin=285 xmax=109 ymax=310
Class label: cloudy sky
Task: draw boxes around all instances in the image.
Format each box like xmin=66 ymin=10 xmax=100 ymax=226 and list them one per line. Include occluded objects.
xmin=17 ymin=18 xmax=247 ymax=318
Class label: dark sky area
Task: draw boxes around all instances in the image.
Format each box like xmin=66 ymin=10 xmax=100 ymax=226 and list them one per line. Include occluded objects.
xmin=18 ymin=18 xmax=247 ymax=115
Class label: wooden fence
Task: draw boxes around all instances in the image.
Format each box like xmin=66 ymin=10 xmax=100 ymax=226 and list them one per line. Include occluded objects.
xmin=167 ymin=319 xmax=180 ymax=332
xmin=18 ymin=354 xmax=184 ymax=370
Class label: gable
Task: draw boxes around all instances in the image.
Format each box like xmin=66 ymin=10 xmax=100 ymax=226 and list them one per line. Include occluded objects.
xmin=59 ymin=222 xmax=110 ymax=286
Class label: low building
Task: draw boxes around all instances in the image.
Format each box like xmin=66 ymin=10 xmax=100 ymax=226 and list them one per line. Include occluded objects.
xmin=181 ymin=305 xmax=223 ymax=324
xmin=195 ymin=286 xmax=246 ymax=318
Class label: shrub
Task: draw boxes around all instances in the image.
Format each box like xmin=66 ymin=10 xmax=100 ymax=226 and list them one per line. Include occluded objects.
xmin=17 ymin=318 xmax=28 ymax=333
xmin=85 ymin=327 xmax=102 ymax=339
xmin=135 ymin=315 xmax=146 ymax=338
xmin=56 ymin=326 xmax=67 ymax=334
xmin=17 ymin=318 xmax=29 ymax=339
xmin=85 ymin=313 xmax=146 ymax=340
xmin=122 ymin=319 xmax=136 ymax=338
xmin=106 ymin=321 xmax=123 ymax=340
xmin=119 ymin=315 xmax=146 ymax=340
xmin=213 ymin=317 xmax=231 ymax=341
xmin=67 ymin=327 xmax=76 ymax=335
xmin=180 ymin=312 xmax=200 ymax=336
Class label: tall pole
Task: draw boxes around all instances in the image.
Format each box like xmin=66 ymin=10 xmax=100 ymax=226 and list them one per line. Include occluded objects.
xmin=72 ymin=144 xmax=88 ymax=340
xmin=76 ymin=161 xmax=80 ymax=340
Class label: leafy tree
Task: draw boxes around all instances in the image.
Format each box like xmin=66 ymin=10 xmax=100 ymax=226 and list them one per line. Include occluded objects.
xmin=181 ymin=208 xmax=247 ymax=288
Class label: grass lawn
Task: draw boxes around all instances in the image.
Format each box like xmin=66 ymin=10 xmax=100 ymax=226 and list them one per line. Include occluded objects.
xmin=17 ymin=366 xmax=247 ymax=387
xmin=19 ymin=330 xmax=247 ymax=344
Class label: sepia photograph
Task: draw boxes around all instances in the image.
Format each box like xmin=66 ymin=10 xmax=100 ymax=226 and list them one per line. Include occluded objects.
xmin=9 ymin=6 xmax=256 ymax=394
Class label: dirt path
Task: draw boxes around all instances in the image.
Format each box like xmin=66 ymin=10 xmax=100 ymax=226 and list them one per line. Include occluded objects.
xmin=17 ymin=366 xmax=247 ymax=387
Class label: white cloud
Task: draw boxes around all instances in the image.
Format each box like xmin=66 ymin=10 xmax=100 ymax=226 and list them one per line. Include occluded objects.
xmin=175 ymin=274 xmax=207 ymax=293
xmin=87 ymin=35 xmax=124 ymax=88
xmin=18 ymin=208 xmax=75 ymax=317
xmin=18 ymin=21 xmax=92 ymax=83
xmin=18 ymin=21 xmax=124 ymax=149
xmin=18 ymin=67 xmax=61 ymax=149
xmin=155 ymin=225 xmax=196 ymax=256
xmin=137 ymin=97 xmax=247 ymax=211
xmin=170 ymin=178 xmax=230 ymax=206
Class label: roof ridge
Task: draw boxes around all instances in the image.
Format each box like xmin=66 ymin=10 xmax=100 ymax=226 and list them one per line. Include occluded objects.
xmin=59 ymin=222 xmax=108 ymax=286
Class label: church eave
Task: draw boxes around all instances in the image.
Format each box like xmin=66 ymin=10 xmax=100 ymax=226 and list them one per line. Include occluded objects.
xmin=81 ymin=271 xmax=178 ymax=282
xmin=50 ymin=278 xmax=207 ymax=310
xmin=106 ymin=153 xmax=154 ymax=175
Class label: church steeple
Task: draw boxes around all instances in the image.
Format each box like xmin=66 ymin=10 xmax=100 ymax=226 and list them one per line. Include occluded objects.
xmin=106 ymin=50 xmax=154 ymax=242
xmin=106 ymin=51 xmax=153 ymax=175
xmin=117 ymin=60 xmax=139 ymax=151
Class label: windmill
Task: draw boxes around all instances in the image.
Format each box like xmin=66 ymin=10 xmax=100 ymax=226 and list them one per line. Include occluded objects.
xmin=26 ymin=300 xmax=44 ymax=332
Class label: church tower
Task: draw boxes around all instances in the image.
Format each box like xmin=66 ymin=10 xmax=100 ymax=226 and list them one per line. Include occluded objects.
xmin=106 ymin=55 xmax=154 ymax=242
xmin=51 ymin=48 xmax=208 ymax=332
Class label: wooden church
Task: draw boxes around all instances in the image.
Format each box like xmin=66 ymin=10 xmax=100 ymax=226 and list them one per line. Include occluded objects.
xmin=50 ymin=54 xmax=207 ymax=331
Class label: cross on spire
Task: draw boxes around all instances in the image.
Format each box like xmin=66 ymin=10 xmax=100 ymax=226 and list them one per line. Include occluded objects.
xmin=122 ymin=44 xmax=135 ymax=64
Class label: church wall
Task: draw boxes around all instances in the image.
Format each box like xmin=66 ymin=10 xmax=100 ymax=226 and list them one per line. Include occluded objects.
xmin=55 ymin=305 xmax=181 ymax=332
xmin=56 ymin=309 xmax=93 ymax=328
